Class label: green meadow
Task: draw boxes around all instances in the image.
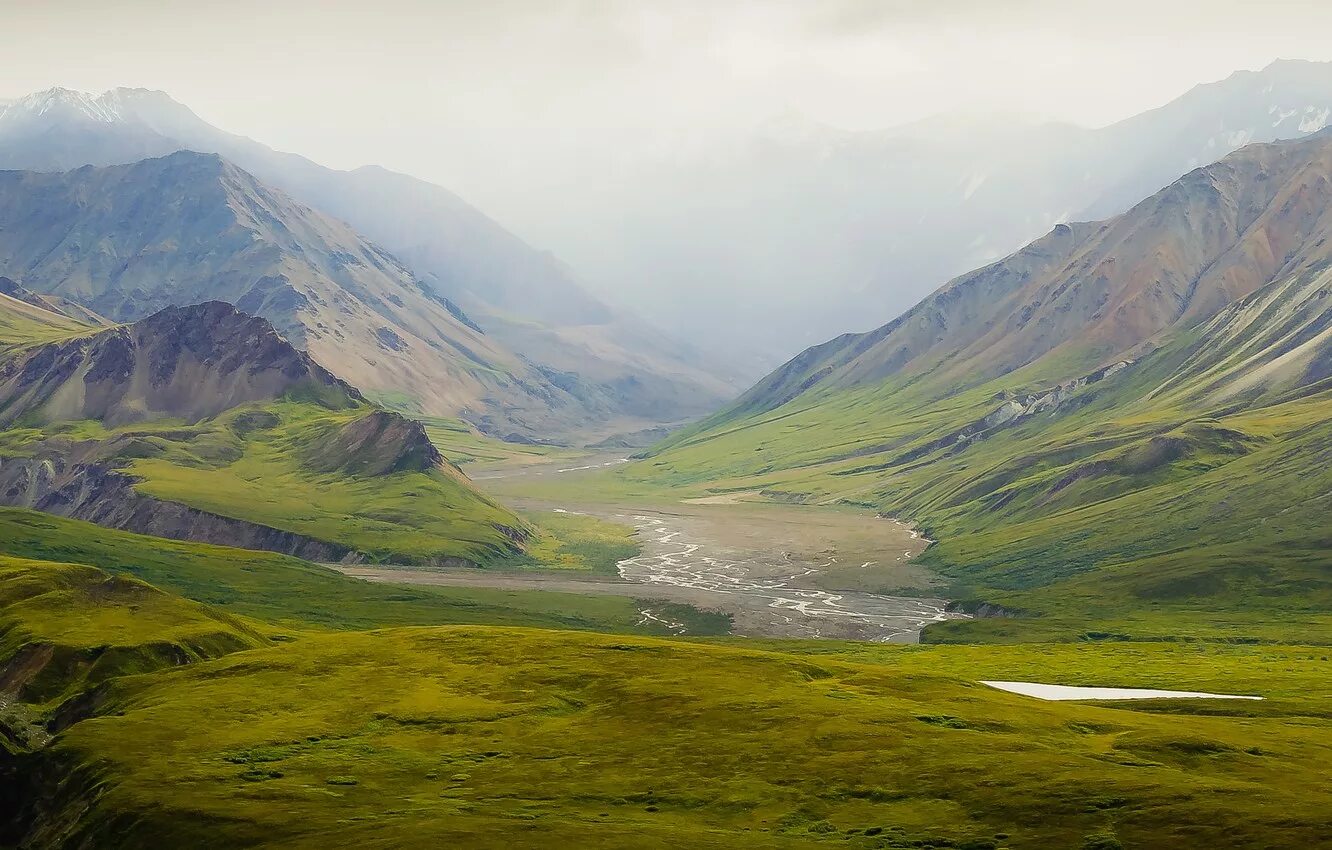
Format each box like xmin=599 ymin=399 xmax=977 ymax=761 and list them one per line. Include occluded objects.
xmin=3 ymin=550 xmax=1329 ymax=849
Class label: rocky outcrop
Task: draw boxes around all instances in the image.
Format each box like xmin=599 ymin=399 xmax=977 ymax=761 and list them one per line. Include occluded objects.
xmin=304 ymin=410 xmax=447 ymax=476
xmin=836 ymin=360 xmax=1136 ymax=475
xmin=944 ymin=600 xmax=1021 ymax=618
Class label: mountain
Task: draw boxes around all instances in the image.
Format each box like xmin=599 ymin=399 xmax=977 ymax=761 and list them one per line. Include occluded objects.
xmin=0 ymin=299 xmax=356 ymax=428
xmin=634 ymin=129 xmax=1332 ymax=644
xmin=0 ymin=296 xmax=530 ymax=566
xmin=0 ymin=151 xmax=698 ymax=440
xmin=495 ymin=59 xmax=1332 ymax=370
xmin=734 ymin=128 xmax=1332 ymax=413
xmin=0 ymin=86 xmax=738 ymax=428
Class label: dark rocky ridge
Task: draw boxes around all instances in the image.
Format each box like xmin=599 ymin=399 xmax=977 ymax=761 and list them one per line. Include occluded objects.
xmin=0 ymin=301 xmax=359 ymax=427
xmin=305 ymin=409 xmax=448 ymax=477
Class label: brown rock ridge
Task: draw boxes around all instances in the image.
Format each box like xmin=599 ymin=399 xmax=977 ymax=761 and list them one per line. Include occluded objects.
xmin=736 ymin=130 xmax=1332 ymax=413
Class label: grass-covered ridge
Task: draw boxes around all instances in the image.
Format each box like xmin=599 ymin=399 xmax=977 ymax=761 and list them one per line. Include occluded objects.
xmin=1 ymin=401 xmax=533 ymax=565
xmin=0 ymin=554 xmax=266 ymax=730
xmin=118 ymin=401 xmax=532 ymax=565
xmin=0 ymin=295 xmax=557 ymax=567
xmin=0 ymin=290 xmax=96 ymax=348
xmin=0 ymin=508 xmax=723 ymax=637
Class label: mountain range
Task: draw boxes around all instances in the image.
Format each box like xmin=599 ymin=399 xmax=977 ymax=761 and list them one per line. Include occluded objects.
xmin=0 ymin=150 xmax=617 ymax=438
xmin=517 ymin=59 xmax=1332 ymax=370
xmin=0 ymin=86 xmax=736 ymax=441
xmin=639 ymin=127 xmax=1332 ymax=642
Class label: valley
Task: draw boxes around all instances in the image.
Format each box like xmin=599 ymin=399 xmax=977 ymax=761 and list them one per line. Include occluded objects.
xmin=3 ymin=32 xmax=1332 ymax=850
xmin=336 ymin=453 xmax=956 ymax=641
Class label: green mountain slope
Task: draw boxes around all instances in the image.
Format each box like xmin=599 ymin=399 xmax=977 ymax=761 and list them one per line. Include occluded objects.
xmin=0 ymin=297 xmax=531 ymax=566
xmin=630 ymin=134 xmax=1332 ymax=642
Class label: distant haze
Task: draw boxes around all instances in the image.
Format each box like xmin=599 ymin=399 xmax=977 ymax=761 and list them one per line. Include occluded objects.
xmin=7 ymin=0 xmax=1332 ymax=369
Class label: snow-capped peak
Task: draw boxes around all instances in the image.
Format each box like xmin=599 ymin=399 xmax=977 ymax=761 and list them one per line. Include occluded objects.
xmin=0 ymin=86 xmax=179 ymax=126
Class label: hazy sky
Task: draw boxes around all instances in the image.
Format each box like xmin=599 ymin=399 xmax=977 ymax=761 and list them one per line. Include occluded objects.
xmin=5 ymin=0 xmax=1332 ymax=257
xmin=7 ymin=1 xmax=1332 ymax=161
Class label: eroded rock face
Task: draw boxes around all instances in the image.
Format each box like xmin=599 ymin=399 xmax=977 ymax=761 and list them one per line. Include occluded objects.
xmin=0 ymin=302 xmax=359 ymax=427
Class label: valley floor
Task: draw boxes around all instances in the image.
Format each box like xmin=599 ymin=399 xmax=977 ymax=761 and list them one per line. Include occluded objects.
xmin=6 ymin=441 xmax=1331 ymax=850
xmin=349 ymin=453 xmax=958 ymax=641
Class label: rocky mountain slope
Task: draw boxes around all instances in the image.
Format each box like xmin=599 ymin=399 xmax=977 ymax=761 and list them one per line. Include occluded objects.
xmin=0 ymin=300 xmax=356 ymax=428
xmin=635 ymin=130 xmax=1332 ymax=642
xmin=0 ymin=86 xmax=738 ymax=423
xmin=0 ymin=298 xmax=529 ymax=566
xmin=730 ymin=129 xmax=1332 ymax=415
xmin=0 ymin=151 xmax=688 ymax=439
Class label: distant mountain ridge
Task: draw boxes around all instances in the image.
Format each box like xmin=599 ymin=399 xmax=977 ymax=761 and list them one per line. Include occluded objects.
xmin=732 ymin=128 xmax=1332 ymax=415
xmin=0 ymin=151 xmax=718 ymax=440
xmin=0 ymin=85 xmax=738 ymax=432
xmin=0 ymin=151 xmax=600 ymax=437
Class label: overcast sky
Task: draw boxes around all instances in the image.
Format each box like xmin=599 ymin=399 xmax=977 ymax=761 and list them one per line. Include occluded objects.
xmin=6 ymin=0 xmax=1332 ymax=167
xmin=5 ymin=0 xmax=1332 ymax=271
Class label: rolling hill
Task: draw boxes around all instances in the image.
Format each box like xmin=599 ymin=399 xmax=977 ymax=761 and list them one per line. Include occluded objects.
xmin=1 ymin=550 xmax=1328 ymax=849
